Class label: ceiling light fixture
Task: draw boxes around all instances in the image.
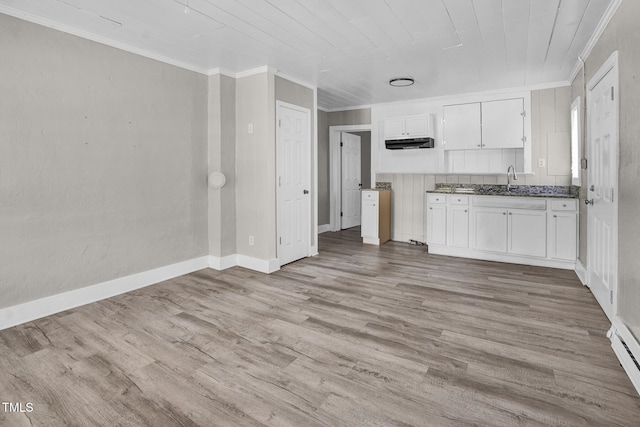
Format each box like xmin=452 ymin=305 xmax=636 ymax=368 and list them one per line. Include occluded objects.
xmin=389 ymin=77 xmax=414 ymax=87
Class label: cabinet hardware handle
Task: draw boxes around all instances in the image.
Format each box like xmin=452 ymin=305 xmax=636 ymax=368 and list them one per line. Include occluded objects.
xmin=509 ymin=212 xmax=512 ymax=215
xmin=464 ymin=210 xmax=468 ymax=213
xmin=562 ymin=204 xmax=566 ymax=207
xmin=502 ymin=212 xmax=506 ymax=215
xmin=477 ymin=144 xmax=481 ymax=147
xmin=553 ymin=214 xmax=557 ymax=218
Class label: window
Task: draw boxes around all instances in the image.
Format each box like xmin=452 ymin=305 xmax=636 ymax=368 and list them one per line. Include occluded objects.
xmin=570 ymin=97 xmax=581 ymax=186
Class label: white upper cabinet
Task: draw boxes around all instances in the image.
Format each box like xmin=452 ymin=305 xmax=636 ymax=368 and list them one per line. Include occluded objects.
xmin=384 ymin=114 xmax=430 ymax=139
xmin=482 ymin=98 xmax=525 ymax=149
xmin=443 ymin=98 xmax=525 ymax=150
xmin=443 ymin=103 xmax=481 ymax=150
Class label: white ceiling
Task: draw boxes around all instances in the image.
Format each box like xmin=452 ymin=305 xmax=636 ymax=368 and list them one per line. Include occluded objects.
xmin=1 ymin=0 xmax=615 ymax=109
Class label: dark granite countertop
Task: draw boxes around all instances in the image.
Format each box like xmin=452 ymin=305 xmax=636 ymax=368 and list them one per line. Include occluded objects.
xmin=428 ymin=184 xmax=579 ymax=199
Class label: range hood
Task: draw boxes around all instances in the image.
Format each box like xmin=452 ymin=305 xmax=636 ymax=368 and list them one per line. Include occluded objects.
xmin=385 ymin=137 xmax=434 ymax=150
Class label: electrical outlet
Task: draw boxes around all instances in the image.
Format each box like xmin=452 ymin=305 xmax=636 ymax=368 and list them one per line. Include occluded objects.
xmin=248 ymin=235 xmax=254 ymax=246
xmin=248 ymin=123 xmax=254 ymax=134
xmin=538 ymin=158 xmax=546 ymax=168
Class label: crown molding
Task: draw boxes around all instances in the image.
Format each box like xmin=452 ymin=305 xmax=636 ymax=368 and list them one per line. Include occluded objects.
xmin=235 ymin=66 xmax=276 ymax=78
xmin=274 ymin=71 xmax=317 ymax=91
xmin=0 ymin=5 xmax=210 ymax=75
xmin=568 ymin=0 xmax=624 ymax=82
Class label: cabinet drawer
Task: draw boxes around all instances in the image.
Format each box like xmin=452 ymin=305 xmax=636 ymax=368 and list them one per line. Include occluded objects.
xmin=449 ymin=195 xmax=469 ymax=206
xmin=550 ymin=199 xmax=577 ymax=211
xmin=427 ymin=194 xmax=446 ymax=204
xmin=362 ymin=191 xmax=379 ymax=202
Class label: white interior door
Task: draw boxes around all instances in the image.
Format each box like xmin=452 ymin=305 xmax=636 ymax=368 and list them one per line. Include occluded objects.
xmin=587 ymin=54 xmax=618 ymax=321
xmin=277 ymin=103 xmax=310 ymax=266
xmin=341 ymin=132 xmax=361 ymax=229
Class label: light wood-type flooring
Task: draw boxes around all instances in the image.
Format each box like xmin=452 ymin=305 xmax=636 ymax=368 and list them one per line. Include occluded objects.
xmin=1 ymin=227 xmax=639 ymax=426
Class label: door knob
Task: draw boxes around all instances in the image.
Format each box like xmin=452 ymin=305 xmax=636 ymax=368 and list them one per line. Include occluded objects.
xmin=590 ymin=185 xmax=595 ymax=191
xmin=585 ymin=199 xmax=594 ymax=205
xmin=303 ymin=189 xmax=309 ymax=194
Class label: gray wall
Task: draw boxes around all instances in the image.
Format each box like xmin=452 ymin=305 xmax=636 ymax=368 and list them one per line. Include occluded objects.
xmin=318 ymin=108 xmax=372 ymax=225
xmin=318 ymin=110 xmax=330 ymax=224
xmin=235 ymin=73 xmax=277 ymax=261
xmin=208 ymin=74 xmax=237 ymax=258
xmin=0 ymin=14 xmax=209 ymax=309
xmin=571 ymin=0 xmax=640 ymax=338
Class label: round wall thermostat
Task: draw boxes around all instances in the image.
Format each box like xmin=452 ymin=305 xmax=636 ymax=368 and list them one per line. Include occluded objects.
xmin=208 ymin=172 xmax=226 ymax=189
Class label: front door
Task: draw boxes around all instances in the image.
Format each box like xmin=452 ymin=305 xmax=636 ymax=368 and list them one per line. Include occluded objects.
xmin=277 ymin=103 xmax=310 ymax=266
xmin=341 ymin=132 xmax=361 ymax=229
xmin=587 ymin=53 xmax=618 ymax=321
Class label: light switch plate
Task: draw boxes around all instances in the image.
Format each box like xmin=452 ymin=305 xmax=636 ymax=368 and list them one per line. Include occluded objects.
xmin=538 ymin=158 xmax=546 ymax=168
xmin=248 ymin=123 xmax=254 ymax=134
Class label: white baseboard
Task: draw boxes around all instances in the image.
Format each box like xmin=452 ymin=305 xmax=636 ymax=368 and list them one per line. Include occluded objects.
xmin=609 ymin=320 xmax=640 ymax=395
xmin=0 ymin=256 xmax=210 ymax=331
xmin=575 ymin=259 xmax=588 ymax=286
xmin=208 ymin=255 xmax=238 ymax=270
xmin=363 ymin=237 xmax=380 ymax=245
xmin=236 ymin=255 xmax=280 ymax=274
xmin=318 ymin=224 xmax=332 ymax=234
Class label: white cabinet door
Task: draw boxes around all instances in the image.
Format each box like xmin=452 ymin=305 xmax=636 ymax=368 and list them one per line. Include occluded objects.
xmin=384 ymin=115 xmax=429 ymax=139
xmin=361 ymin=199 xmax=378 ymax=239
xmin=448 ymin=205 xmax=469 ymax=248
xmin=548 ymin=212 xmax=577 ymax=260
xmin=427 ymin=205 xmax=447 ymax=245
xmin=384 ymin=117 xmax=406 ymax=139
xmin=508 ymin=209 xmax=546 ymax=257
xmin=481 ymin=98 xmax=525 ymax=149
xmin=404 ymin=115 xmax=428 ymax=137
xmin=472 ymin=207 xmax=508 ymax=253
xmin=443 ymin=103 xmax=481 ymax=150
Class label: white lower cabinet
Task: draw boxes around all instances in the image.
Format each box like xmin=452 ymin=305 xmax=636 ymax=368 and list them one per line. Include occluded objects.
xmin=426 ymin=194 xmax=447 ymax=246
xmin=361 ymin=197 xmax=378 ymax=239
xmin=448 ymin=205 xmax=470 ymax=248
xmin=472 ymin=207 xmax=508 ymax=253
xmin=508 ymin=209 xmax=547 ymax=257
xmin=361 ymin=190 xmax=391 ymax=245
xmin=427 ymin=194 xmax=577 ymax=269
xmin=548 ymin=200 xmax=578 ymax=261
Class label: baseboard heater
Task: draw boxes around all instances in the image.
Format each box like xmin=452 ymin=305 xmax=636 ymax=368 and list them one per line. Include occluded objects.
xmin=385 ymin=137 xmax=434 ymax=150
xmin=609 ymin=325 xmax=640 ymax=394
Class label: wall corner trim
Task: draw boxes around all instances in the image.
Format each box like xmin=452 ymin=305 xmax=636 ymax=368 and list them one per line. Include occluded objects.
xmin=0 ymin=257 xmax=210 ymax=331
xmin=575 ymin=259 xmax=588 ymax=286
xmin=568 ymin=0 xmax=624 ymax=82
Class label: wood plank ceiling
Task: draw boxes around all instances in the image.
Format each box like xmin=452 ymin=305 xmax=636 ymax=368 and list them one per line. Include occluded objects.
xmin=0 ymin=0 xmax=614 ymax=109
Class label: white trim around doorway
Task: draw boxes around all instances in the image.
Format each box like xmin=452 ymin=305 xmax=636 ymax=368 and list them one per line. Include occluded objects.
xmin=329 ymin=124 xmax=372 ymax=232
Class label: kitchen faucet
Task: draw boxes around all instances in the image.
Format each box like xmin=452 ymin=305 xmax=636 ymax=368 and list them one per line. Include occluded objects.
xmin=507 ymin=165 xmax=518 ymax=191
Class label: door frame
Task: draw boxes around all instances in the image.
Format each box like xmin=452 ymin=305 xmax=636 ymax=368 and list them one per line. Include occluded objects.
xmin=276 ymin=100 xmax=313 ymax=264
xmin=329 ymin=124 xmax=371 ymax=232
xmin=586 ymin=50 xmax=619 ymax=318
